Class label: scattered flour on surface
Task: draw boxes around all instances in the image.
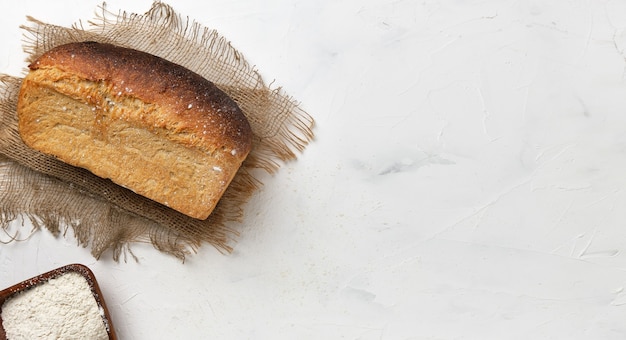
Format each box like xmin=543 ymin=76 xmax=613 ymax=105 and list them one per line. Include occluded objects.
xmin=1 ymin=271 xmax=108 ymax=340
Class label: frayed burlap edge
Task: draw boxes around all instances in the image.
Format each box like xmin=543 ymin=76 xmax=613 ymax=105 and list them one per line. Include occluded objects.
xmin=0 ymin=1 xmax=314 ymax=261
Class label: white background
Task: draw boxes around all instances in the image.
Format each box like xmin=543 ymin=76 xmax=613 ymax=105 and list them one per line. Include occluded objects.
xmin=2 ymin=0 xmax=626 ymax=339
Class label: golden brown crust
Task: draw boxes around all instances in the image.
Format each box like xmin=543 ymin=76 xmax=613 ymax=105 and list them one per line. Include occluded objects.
xmin=30 ymin=41 xmax=252 ymax=155
xmin=17 ymin=42 xmax=253 ymax=219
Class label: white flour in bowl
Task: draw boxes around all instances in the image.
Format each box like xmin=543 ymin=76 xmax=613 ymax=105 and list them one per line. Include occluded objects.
xmin=1 ymin=271 xmax=109 ymax=340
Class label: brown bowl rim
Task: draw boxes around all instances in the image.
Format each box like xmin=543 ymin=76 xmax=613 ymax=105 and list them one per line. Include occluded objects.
xmin=0 ymin=263 xmax=117 ymax=340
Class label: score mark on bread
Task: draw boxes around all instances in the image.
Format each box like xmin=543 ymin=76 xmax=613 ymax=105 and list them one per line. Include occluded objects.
xmin=16 ymin=41 xmax=253 ymax=220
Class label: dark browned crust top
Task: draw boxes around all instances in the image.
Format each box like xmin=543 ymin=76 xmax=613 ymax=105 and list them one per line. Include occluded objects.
xmin=29 ymin=41 xmax=252 ymax=155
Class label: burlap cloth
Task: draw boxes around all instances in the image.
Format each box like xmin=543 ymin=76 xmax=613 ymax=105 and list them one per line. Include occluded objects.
xmin=0 ymin=2 xmax=314 ymax=261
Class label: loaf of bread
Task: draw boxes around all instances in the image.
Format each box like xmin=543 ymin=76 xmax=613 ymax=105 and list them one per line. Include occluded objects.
xmin=17 ymin=41 xmax=252 ymax=220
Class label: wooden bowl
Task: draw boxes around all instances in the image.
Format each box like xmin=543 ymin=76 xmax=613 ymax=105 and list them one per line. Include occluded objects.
xmin=0 ymin=264 xmax=117 ymax=340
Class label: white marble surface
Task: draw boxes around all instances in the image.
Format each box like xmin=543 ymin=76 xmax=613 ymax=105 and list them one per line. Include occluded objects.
xmin=2 ymin=0 xmax=626 ymax=338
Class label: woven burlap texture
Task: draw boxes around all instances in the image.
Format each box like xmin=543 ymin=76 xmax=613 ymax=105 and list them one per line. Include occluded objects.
xmin=0 ymin=1 xmax=314 ymax=261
